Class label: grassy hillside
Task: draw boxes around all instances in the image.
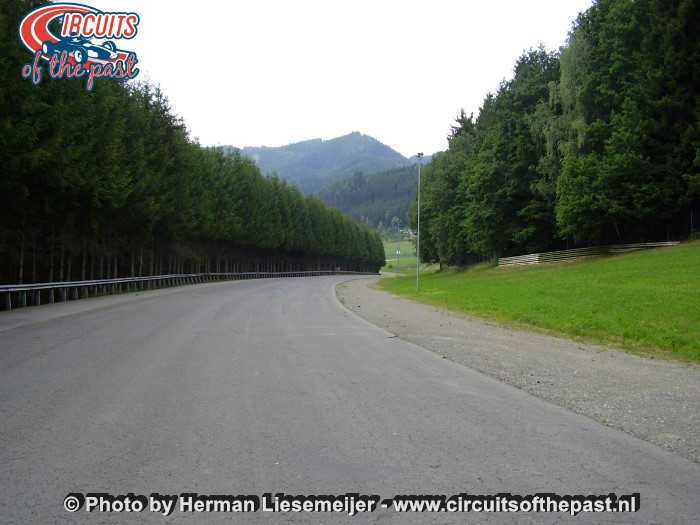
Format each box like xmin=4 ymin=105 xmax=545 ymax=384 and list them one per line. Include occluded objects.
xmin=379 ymin=242 xmax=700 ymax=362
xmin=231 ymin=132 xmax=409 ymax=194
xmin=381 ymin=240 xmax=417 ymax=274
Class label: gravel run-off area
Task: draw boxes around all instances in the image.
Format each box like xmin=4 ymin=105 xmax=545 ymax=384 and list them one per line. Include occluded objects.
xmin=336 ymin=276 xmax=700 ymax=464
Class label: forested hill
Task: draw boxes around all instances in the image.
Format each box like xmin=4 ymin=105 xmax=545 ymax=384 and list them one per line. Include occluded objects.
xmin=224 ymin=132 xmax=409 ymax=194
xmin=318 ymin=165 xmax=422 ymax=230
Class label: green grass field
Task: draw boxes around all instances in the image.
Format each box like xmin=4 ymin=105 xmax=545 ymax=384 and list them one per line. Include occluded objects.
xmin=382 ymin=240 xmax=417 ymax=274
xmin=378 ymin=242 xmax=700 ymax=362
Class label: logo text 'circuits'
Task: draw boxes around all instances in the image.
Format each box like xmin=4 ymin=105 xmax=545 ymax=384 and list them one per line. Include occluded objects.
xmin=18 ymin=3 xmax=140 ymax=91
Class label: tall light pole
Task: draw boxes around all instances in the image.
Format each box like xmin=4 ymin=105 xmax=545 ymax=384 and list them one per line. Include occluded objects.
xmin=416 ymin=152 xmax=423 ymax=292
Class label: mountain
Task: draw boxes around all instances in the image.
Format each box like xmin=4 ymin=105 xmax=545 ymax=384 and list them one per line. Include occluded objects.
xmin=230 ymin=132 xmax=409 ymax=194
xmin=318 ymin=164 xmax=422 ymax=230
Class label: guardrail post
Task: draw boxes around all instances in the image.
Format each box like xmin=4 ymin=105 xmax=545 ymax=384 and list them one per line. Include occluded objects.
xmin=34 ymin=290 xmax=41 ymax=306
xmin=48 ymin=288 xmax=54 ymax=303
xmin=20 ymin=291 xmax=27 ymax=307
xmin=5 ymin=292 xmax=11 ymax=311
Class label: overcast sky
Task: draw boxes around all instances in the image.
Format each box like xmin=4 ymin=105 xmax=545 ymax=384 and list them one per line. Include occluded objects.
xmin=85 ymin=0 xmax=593 ymax=157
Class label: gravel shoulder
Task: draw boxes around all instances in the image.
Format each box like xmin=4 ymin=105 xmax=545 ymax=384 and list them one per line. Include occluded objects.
xmin=336 ymin=276 xmax=700 ymax=463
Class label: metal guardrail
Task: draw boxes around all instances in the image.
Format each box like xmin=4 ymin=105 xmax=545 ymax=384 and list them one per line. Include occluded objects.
xmin=498 ymin=241 xmax=680 ymax=267
xmin=0 ymin=270 xmax=377 ymax=311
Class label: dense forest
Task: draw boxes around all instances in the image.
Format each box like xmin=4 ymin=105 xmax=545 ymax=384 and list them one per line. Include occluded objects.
xmin=0 ymin=1 xmax=384 ymax=285
xmin=318 ymin=165 xmax=421 ymax=231
xmin=414 ymin=0 xmax=699 ymax=265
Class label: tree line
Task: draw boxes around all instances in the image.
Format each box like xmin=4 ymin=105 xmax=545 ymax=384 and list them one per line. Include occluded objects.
xmin=0 ymin=1 xmax=384 ymax=284
xmin=414 ymin=0 xmax=698 ymax=265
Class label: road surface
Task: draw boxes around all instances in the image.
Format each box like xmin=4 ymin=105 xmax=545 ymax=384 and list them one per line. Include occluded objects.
xmin=1 ymin=276 xmax=698 ymax=524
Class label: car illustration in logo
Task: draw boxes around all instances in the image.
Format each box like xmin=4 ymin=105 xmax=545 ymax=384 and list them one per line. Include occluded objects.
xmin=41 ymin=35 xmax=118 ymax=64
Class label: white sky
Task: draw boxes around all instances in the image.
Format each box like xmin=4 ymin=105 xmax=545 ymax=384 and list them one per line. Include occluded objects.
xmin=85 ymin=0 xmax=593 ymax=157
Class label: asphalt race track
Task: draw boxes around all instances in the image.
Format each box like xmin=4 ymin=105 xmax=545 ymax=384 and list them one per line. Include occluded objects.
xmin=1 ymin=276 xmax=698 ymax=524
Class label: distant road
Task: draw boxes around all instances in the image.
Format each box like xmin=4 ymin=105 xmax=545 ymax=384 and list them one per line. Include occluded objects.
xmin=1 ymin=277 xmax=698 ymax=523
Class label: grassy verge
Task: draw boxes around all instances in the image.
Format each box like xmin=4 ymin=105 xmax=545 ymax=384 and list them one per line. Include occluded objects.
xmin=378 ymin=242 xmax=700 ymax=363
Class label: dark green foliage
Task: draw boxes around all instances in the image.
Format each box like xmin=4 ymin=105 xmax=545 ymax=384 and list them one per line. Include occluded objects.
xmin=318 ymin=165 xmax=422 ymax=230
xmin=417 ymin=48 xmax=561 ymax=264
xmin=555 ymin=0 xmax=699 ymax=244
xmin=0 ymin=2 xmax=383 ymax=283
xmin=233 ymin=132 xmax=409 ymax=194
xmin=417 ymin=0 xmax=699 ymax=265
